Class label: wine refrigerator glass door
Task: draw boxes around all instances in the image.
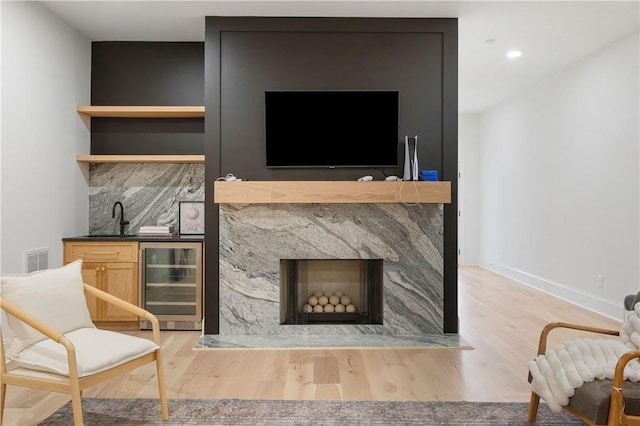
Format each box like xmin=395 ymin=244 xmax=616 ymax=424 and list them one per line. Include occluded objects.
xmin=140 ymin=242 xmax=202 ymax=326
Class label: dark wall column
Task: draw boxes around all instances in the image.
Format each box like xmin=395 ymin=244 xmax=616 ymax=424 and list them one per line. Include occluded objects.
xmin=204 ymin=23 xmax=222 ymax=333
xmin=442 ymin=23 xmax=459 ymax=333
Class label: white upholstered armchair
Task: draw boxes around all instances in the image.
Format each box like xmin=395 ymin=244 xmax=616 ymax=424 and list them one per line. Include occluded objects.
xmin=0 ymin=260 xmax=168 ymax=425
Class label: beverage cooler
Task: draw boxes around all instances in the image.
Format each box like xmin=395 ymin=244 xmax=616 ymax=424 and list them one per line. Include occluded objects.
xmin=139 ymin=242 xmax=203 ymax=330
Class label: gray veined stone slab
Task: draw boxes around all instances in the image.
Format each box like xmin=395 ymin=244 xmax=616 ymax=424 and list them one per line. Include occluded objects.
xmin=88 ymin=163 xmax=204 ymax=235
xmin=218 ymin=203 xmax=445 ymax=337
xmin=195 ymin=333 xmax=471 ymax=349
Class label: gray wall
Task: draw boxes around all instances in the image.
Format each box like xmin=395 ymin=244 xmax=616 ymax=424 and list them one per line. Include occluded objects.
xmin=219 ymin=31 xmax=443 ymax=181
xmin=90 ymin=42 xmax=204 ymax=155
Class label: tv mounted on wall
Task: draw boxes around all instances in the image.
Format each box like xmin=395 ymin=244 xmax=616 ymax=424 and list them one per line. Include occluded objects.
xmin=265 ymin=90 xmax=399 ymax=168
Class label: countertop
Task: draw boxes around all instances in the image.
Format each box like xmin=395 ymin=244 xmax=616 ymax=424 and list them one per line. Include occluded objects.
xmin=63 ymin=234 xmax=205 ymax=242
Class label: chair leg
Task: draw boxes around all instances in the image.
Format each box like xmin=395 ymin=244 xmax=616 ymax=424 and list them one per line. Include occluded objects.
xmin=70 ymin=387 xmax=84 ymax=425
xmin=0 ymin=382 xmax=6 ymax=425
xmin=528 ymin=391 xmax=540 ymax=422
xmin=155 ymin=352 xmax=169 ymax=420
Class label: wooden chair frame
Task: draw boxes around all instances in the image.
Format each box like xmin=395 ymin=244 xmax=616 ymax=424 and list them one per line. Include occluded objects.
xmin=528 ymin=321 xmax=640 ymax=426
xmin=0 ymin=283 xmax=169 ymax=426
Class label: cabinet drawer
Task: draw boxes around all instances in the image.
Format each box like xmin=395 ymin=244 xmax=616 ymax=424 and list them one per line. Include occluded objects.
xmin=65 ymin=242 xmax=139 ymax=263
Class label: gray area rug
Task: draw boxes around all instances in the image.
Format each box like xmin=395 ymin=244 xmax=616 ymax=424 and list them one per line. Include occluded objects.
xmin=39 ymin=398 xmax=585 ymax=425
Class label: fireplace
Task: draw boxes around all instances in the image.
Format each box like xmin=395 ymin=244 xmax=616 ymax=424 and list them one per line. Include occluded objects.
xmin=217 ymin=202 xmax=445 ymax=336
xmin=280 ymin=259 xmax=383 ymax=325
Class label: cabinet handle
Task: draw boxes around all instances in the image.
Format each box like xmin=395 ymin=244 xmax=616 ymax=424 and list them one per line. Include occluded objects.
xmin=96 ymin=267 xmax=100 ymax=272
xmin=83 ymin=251 xmax=120 ymax=260
xmin=101 ymin=266 xmax=106 ymax=272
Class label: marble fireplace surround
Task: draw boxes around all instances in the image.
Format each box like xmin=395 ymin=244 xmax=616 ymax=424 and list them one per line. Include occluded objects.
xmin=214 ymin=181 xmax=452 ymax=340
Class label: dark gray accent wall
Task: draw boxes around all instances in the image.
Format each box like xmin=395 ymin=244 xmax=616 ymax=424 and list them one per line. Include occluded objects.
xmin=92 ymin=42 xmax=204 ymax=105
xmin=220 ymin=31 xmax=442 ymax=181
xmin=90 ymin=118 xmax=204 ymax=155
xmin=90 ymin=42 xmax=205 ymax=155
xmin=205 ymin=17 xmax=458 ymax=334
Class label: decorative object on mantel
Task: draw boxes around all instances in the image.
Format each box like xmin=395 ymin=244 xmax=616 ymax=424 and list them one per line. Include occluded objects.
xmin=216 ymin=173 xmax=242 ymax=182
xmin=421 ymin=169 xmax=439 ymax=181
xmin=403 ymin=135 xmax=419 ymax=181
xmin=179 ymin=201 xmax=205 ymax=235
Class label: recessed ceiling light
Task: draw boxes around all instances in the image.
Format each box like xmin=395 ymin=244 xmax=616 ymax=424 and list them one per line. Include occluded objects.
xmin=506 ymin=50 xmax=523 ymax=59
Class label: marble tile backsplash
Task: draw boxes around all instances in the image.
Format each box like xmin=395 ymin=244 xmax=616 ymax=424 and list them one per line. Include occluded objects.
xmin=88 ymin=163 xmax=205 ymax=235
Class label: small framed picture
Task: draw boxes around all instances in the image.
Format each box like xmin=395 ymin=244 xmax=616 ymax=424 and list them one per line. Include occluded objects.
xmin=179 ymin=201 xmax=205 ymax=235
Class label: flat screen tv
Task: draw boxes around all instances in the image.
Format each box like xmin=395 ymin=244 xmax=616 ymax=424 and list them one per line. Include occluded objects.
xmin=265 ymin=90 xmax=399 ymax=168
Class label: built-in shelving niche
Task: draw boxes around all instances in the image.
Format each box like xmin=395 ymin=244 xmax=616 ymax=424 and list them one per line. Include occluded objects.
xmin=76 ymin=105 xmax=206 ymax=164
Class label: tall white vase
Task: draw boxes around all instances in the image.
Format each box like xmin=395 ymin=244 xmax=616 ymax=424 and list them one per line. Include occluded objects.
xmin=403 ymin=135 xmax=419 ymax=181
xmin=403 ymin=135 xmax=411 ymax=181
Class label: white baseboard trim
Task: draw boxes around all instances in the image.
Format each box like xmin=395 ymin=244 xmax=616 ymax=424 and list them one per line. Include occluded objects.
xmin=483 ymin=263 xmax=623 ymax=322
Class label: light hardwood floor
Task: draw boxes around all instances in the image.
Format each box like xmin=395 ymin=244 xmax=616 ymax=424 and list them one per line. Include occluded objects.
xmin=2 ymin=266 xmax=624 ymax=425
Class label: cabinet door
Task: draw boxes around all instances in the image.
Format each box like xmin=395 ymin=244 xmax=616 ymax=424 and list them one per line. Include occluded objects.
xmin=101 ymin=262 xmax=139 ymax=322
xmin=80 ymin=262 xmax=101 ymax=321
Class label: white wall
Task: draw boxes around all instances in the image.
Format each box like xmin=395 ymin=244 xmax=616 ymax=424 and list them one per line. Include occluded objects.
xmin=1 ymin=1 xmax=90 ymax=275
xmin=0 ymin=0 xmax=4 ymax=277
xmin=458 ymin=113 xmax=481 ymax=265
xmin=474 ymin=31 xmax=639 ymax=319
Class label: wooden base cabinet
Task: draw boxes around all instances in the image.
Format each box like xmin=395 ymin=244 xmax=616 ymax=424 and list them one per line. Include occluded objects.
xmin=64 ymin=242 xmax=139 ymax=328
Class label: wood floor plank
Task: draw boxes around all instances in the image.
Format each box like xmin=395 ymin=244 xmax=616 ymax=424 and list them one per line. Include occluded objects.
xmin=335 ymin=349 xmax=373 ymax=400
xmin=313 ymin=356 xmax=340 ymax=384
xmin=314 ymin=383 xmax=343 ymax=400
xmin=1 ymin=266 xmax=625 ymax=425
xmin=282 ymin=351 xmax=315 ymax=400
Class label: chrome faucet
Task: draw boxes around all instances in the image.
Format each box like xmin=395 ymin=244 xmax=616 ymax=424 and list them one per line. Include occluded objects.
xmin=112 ymin=201 xmax=129 ymax=236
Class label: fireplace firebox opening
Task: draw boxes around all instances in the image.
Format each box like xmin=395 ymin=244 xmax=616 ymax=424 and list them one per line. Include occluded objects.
xmin=279 ymin=259 xmax=383 ymax=325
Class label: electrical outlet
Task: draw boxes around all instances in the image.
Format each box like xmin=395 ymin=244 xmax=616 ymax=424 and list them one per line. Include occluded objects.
xmin=596 ymin=274 xmax=604 ymax=288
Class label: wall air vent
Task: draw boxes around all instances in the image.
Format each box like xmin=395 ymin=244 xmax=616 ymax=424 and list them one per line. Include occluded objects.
xmin=24 ymin=248 xmax=49 ymax=273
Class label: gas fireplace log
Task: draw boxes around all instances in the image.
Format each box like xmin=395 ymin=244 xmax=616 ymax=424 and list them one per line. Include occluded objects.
xmin=304 ymin=291 xmax=357 ymax=313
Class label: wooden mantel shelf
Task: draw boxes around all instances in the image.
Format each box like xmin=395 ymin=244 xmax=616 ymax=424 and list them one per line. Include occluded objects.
xmin=76 ymin=155 xmax=204 ymax=164
xmin=214 ymin=181 xmax=451 ymax=204
xmin=77 ymin=105 xmax=205 ymax=118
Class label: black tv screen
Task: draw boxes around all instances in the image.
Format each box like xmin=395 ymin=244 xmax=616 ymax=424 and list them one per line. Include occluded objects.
xmin=265 ymin=90 xmax=399 ymax=168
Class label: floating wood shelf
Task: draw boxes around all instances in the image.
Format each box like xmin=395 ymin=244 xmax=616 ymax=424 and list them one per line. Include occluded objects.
xmin=76 ymin=155 xmax=204 ymax=164
xmin=214 ymin=181 xmax=451 ymax=204
xmin=77 ymin=105 xmax=205 ymax=118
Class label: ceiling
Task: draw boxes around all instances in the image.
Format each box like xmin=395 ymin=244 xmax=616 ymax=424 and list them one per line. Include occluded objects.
xmin=39 ymin=1 xmax=639 ymax=113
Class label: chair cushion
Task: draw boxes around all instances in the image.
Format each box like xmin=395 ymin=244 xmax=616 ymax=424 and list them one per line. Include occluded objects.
xmin=569 ymin=379 xmax=640 ymax=424
xmin=11 ymin=327 xmax=159 ymax=378
xmin=0 ymin=260 xmax=95 ymax=353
